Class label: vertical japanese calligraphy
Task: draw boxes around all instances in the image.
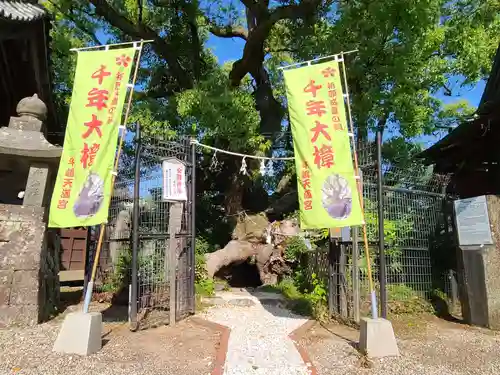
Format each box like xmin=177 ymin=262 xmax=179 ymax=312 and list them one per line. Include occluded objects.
xmin=48 ymin=48 xmax=136 ymax=228
xmin=162 ymin=158 xmax=188 ymax=202
xmin=283 ymin=60 xmax=363 ymax=229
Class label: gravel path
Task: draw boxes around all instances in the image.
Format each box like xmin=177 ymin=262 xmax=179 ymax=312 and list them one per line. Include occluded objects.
xmin=300 ymin=316 xmax=500 ymax=375
xmin=0 ymin=305 xmax=219 ymax=375
xmin=202 ymin=290 xmax=312 ymax=375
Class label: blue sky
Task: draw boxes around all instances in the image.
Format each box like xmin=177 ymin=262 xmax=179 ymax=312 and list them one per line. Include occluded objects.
xmin=110 ymin=32 xmax=489 ymax=199
xmin=90 ymin=0 xmax=491 ymax=152
xmin=94 ymin=28 xmax=487 ymax=150
xmin=205 ymin=34 xmax=487 ymax=149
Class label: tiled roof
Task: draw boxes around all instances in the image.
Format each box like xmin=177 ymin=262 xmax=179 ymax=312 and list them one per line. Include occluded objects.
xmin=0 ymin=0 xmax=47 ymax=22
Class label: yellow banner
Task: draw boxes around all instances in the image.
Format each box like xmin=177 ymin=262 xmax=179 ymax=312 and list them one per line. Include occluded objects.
xmin=283 ymin=60 xmax=363 ymax=229
xmin=48 ymin=48 xmax=136 ymax=228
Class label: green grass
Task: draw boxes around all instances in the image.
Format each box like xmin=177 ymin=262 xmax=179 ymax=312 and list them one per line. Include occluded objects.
xmin=195 ymin=278 xmax=216 ymax=297
xmin=261 ymin=279 xmax=329 ymax=321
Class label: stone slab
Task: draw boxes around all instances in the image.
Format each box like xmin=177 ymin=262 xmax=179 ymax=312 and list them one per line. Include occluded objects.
xmin=0 ymin=305 xmax=38 ymax=327
xmin=23 ymin=163 xmax=50 ymax=207
xmin=358 ymin=317 xmax=399 ymax=358
xmin=53 ymin=312 xmax=102 ymax=356
xmin=59 ymin=270 xmax=85 ymax=282
xmin=10 ymin=270 xmax=39 ymax=305
xmin=0 ymin=270 xmax=14 ymax=305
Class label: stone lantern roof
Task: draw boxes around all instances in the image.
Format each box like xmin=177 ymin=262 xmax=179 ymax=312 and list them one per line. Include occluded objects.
xmin=0 ymin=94 xmax=62 ymax=160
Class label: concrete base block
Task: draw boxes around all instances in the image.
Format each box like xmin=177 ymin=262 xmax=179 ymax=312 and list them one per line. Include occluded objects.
xmin=53 ymin=312 xmax=102 ymax=356
xmin=359 ymin=317 xmax=400 ymax=358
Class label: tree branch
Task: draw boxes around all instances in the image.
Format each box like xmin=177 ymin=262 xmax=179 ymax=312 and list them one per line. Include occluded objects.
xmin=48 ymin=0 xmax=102 ymax=46
xmin=88 ymin=0 xmax=192 ymax=89
xmin=240 ymin=0 xmax=268 ymax=18
xmin=265 ymin=47 xmax=298 ymax=54
xmin=443 ymin=83 xmax=453 ymax=96
xmin=206 ymin=19 xmax=249 ymax=40
xmin=134 ymin=87 xmax=174 ymax=100
xmin=376 ymin=113 xmax=389 ymax=138
xmin=185 ymin=4 xmax=202 ymax=79
xmin=138 ymin=0 xmax=143 ymax=24
xmin=229 ymin=0 xmax=323 ymax=86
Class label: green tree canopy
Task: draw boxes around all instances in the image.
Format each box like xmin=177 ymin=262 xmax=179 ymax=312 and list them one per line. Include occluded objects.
xmin=43 ymin=0 xmax=500 ymax=242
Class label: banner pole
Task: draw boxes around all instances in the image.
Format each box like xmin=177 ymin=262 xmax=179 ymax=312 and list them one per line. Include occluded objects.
xmin=83 ymin=40 xmax=145 ymax=313
xmin=339 ymin=52 xmax=378 ymax=319
xmin=277 ymin=49 xmax=358 ymax=71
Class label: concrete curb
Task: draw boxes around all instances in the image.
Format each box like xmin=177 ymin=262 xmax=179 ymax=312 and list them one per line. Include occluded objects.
xmin=289 ymin=319 xmax=319 ymax=375
xmin=190 ymin=317 xmax=230 ymax=375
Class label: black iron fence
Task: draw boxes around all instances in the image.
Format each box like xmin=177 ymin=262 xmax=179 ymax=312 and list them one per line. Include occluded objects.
xmin=87 ymin=127 xmax=195 ymax=330
xmin=303 ymin=141 xmax=459 ymax=322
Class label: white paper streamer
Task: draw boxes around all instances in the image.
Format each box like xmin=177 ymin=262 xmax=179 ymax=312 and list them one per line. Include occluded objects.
xmin=210 ymin=151 xmax=219 ymax=171
xmin=267 ymin=160 xmax=274 ymax=176
xmin=240 ymin=157 xmax=248 ymax=175
xmin=260 ymin=159 xmax=267 ymax=176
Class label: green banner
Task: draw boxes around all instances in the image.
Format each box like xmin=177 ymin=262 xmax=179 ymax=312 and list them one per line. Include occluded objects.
xmin=283 ymin=60 xmax=364 ymax=229
xmin=48 ymin=48 xmax=136 ymax=228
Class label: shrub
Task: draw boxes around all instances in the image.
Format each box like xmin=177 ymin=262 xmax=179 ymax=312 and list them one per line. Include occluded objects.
xmin=194 ymin=237 xmax=215 ymax=297
xmin=387 ymin=284 xmax=434 ymax=315
xmin=283 ymin=236 xmax=309 ymax=262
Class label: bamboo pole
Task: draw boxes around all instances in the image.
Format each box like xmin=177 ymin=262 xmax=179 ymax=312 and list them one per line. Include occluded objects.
xmin=339 ymin=52 xmax=379 ymax=319
xmin=83 ymin=40 xmax=145 ymax=313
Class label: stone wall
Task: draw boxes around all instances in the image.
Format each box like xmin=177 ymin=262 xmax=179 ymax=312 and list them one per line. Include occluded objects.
xmin=0 ymin=204 xmax=60 ymax=327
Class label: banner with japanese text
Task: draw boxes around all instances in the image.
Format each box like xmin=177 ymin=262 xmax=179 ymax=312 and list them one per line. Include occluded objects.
xmin=283 ymin=60 xmax=364 ymax=229
xmin=48 ymin=48 xmax=136 ymax=228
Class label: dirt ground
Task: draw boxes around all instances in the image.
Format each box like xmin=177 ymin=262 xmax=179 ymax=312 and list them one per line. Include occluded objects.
xmin=300 ymin=314 xmax=500 ymax=375
xmin=0 ymin=298 xmax=221 ymax=375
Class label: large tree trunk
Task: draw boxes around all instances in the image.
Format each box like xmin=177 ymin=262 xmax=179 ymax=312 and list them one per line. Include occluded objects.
xmin=205 ymin=240 xmax=261 ymax=278
xmin=223 ymin=162 xmax=246 ymax=217
xmin=204 ymin=213 xmax=299 ymax=285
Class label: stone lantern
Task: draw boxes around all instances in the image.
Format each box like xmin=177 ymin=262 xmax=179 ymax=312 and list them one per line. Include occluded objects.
xmin=0 ymin=94 xmax=62 ymax=327
xmin=0 ymin=94 xmax=62 ymax=206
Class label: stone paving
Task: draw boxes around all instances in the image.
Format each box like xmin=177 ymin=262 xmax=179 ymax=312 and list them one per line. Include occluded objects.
xmin=202 ymin=290 xmax=314 ymax=375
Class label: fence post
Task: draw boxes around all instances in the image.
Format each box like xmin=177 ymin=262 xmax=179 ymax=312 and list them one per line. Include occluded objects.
xmin=450 ymin=269 xmax=458 ymax=310
xmin=83 ymin=227 xmax=91 ymax=300
xmin=376 ymin=130 xmax=388 ymax=319
xmin=339 ymin=241 xmax=347 ymax=317
xmin=168 ymin=202 xmax=183 ymax=325
xmin=352 ymin=226 xmax=360 ymax=323
xmin=328 ymin=232 xmax=334 ymax=316
xmin=130 ymin=122 xmax=141 ymax=331
xmin=190 ymin=138 xmax=197 ymax=313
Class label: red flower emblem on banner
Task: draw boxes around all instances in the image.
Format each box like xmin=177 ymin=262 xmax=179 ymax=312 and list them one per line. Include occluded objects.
xmin=321 ymin=67 xmax=337 ymax=77
xmin=116 ymin=54 xmax=132 ymax=67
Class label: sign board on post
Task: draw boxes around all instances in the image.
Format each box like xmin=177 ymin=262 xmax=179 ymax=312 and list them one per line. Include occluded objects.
xmin=162 ymin=158 xmax=187 ymax=202
xmin=454 ymin=195 xmax=493 ymax=247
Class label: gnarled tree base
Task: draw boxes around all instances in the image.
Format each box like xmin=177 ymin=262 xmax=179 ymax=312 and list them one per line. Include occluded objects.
xmin=204 ymin=214 xmax=298 ymax=285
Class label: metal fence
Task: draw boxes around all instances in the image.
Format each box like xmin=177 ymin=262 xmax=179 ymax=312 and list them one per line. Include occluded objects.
xmin=303 ymin=141 xmax=459 ymax=322
xmin=87 ymin=129 xmax=195 ymax=330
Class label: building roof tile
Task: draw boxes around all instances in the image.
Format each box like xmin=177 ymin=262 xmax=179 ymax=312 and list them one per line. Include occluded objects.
xmin=0 ymin=0 xmax=46 ymax=22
